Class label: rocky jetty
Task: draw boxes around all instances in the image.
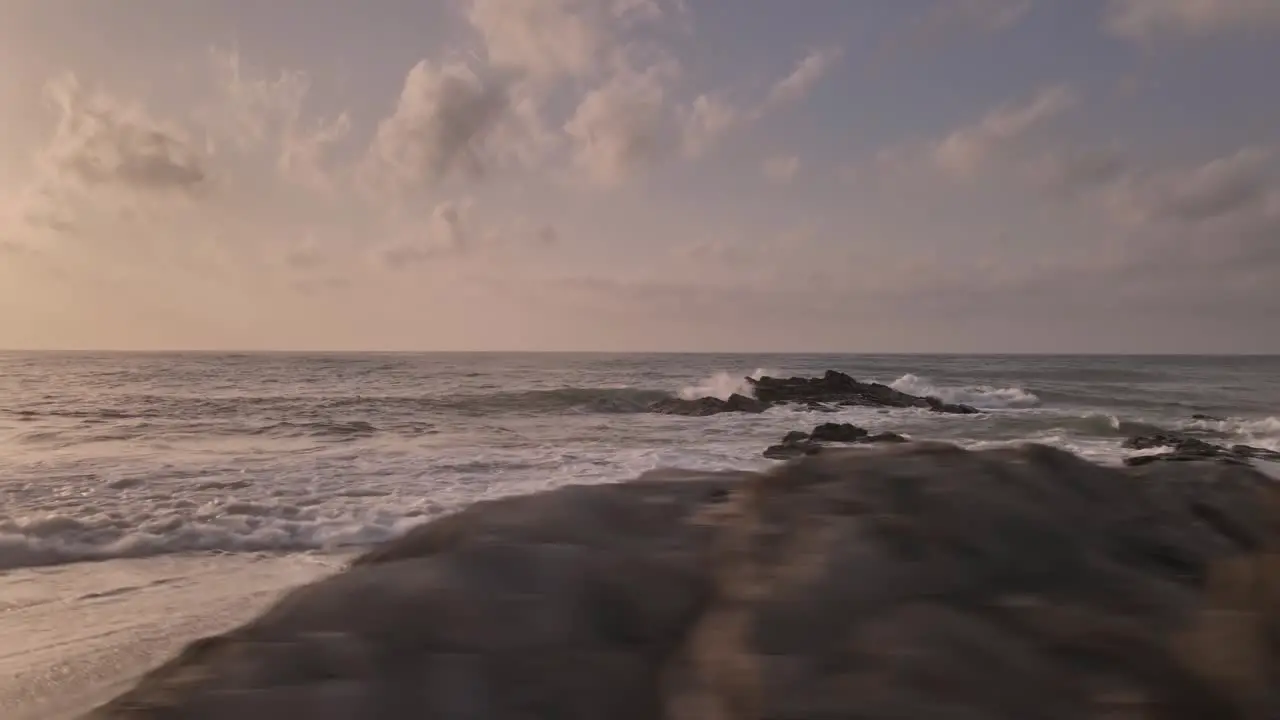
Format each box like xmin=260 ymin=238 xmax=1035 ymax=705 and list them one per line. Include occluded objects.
xmin=648 ymin=369 xmax=980 ymax=417
xmin=1124 ymin=432 xmax=1280 ymax=467
xmin=763 ymin=422 xmax=908 ymax=459
xmin=87 ymin=444 xmax=1280 ymax=719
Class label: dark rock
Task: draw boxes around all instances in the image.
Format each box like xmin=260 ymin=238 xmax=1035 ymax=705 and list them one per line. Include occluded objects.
xmin=87 ymin=445 xmax=1280 ymax=719
xmin=866 ymin=431 xmax=909 ymax=443
xmin=808 ymin=422 xmax=869 ymax=443
xmin=763 ymin=424 xmax=911 ymax=459
xmin=1122 ymin=432 xmax=1280 ymax=467
xmin=780 ymin=430 xmax=810 ymax=445
xmin=924 ymin=395 xmax=981 ymax=415
xmin=648 ymin=393 xmax=768 ymax=417
xmin=762 ymin=441 xmax=823 ymax=460
xmin=656 ymin=370 xmax=991 ymax=418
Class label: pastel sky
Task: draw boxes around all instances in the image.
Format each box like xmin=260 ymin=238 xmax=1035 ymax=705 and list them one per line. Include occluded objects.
xmin=2 ymin=0 xmax=1278 ymax=353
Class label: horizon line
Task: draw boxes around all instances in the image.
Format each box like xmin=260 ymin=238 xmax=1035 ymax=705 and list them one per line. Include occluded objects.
xmin=1 ymin=348 xmax=1278 ymax=358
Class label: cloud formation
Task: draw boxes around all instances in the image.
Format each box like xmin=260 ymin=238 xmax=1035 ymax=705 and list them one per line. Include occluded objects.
xmin=564 ymin=61 xmax=677 ymax=185
xmin=933 ymin=85 xmax=1076 ymax=176
xmin=364 ymin=60 xmax=514 ymax=191
xmin=1105 ymin=0 xmax=1280 ymax=41
xmin=764 ymin=47 xmax=843 ymax=109
xmin=41 ymin=74 xmax=206 ymax=194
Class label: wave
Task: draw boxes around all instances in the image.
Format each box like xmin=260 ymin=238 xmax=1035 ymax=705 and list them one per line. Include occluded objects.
xmin=678 ymin=368 xmax=774 ymax=401
xmin=0 ymin=506 xmax=422 ymax=572
xmin=887 ymin=374 xmax=1041 ymax=409
xmin=1176 ymin=415 xmax=1280 ymax=450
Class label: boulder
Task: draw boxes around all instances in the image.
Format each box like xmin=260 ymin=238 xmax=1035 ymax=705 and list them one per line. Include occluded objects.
xmin=808 ymin=422 xmax=869 ymax=443
xmin=86 ymin=444 xmax=1280 ymax=719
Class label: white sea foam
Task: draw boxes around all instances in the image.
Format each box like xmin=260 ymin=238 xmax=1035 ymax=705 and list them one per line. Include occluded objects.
xmin=887 ymin=373 xmax=1041 ymax=409
xmin=678 ymin=368 xmax=774 ymax=400
xmin=1178 ymin=415 xmax=1280 ymax=450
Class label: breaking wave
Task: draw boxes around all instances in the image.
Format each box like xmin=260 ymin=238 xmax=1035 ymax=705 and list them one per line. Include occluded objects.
xmin=678 ymin=369 xmax=775 ymax=401
xmin=887 ymin=374 xmax=1041 ymax=409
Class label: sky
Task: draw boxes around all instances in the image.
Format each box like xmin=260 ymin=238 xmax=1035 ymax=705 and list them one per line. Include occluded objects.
xmin=1 ymin=0 xmax=1278 ymax=353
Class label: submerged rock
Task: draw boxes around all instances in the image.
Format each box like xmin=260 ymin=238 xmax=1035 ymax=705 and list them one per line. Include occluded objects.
xmin=87 ymin=444 xmax=1280 ymax=719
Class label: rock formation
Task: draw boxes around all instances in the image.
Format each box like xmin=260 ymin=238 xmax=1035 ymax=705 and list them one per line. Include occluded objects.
xmin=1124 ymin=432 xmax=1280 ymax=467
xmin=86 ymin=444 xmax=1280 ymax=719
xmin=763 ymin=422 xmax=908 ymax=459
xmin=648 ymin=370 xmax=981 ymax=417
xmin=648 ymin=393 xmax=769 ymax=416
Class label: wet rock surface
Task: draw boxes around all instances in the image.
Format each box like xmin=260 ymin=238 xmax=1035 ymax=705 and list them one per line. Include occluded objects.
xmin=647 ymin=370 xmax=981 ymax=416
xmin=87 ymin=444 xmax=1280 ymax=719
xmin=1124 ymin=432 xmax=1280 ymax=467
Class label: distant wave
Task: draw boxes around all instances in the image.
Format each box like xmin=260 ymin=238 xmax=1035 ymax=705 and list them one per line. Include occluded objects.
xmin=678 ymin=369 xmax=775 ymax=401
xmin=887 ymin=374 xmax=1041 ymax=409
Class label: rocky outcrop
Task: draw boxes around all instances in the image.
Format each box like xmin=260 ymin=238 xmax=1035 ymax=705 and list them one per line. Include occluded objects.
xmin=1124 ymin=432 xmax=1280 ymax=467
xmin=648 ymin=370 xmax=982 ymax=417
xmin=648 ymin=393 xmax=769 ymax=416
xmin=763 ymin=422 xmax=908 ymax=459
xmin=86 ymin=444 xmax=1280 ymax=719
xmin=748 ymin=369 xmax=981 ymax=414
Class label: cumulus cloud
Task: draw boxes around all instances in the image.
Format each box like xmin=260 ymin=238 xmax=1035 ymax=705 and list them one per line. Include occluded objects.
xmin=41 ymin=73 xmax=207 ymax=194
xmin=762 ymin=154 xmax=801 ymax=184
xmin=563 ymin=61 xmax=677 ymax=185
xmin=1104 ymin=0 xmax=1280 ymax=42
xmin=933 ymin=85 xmax=1076 ymax=176
xmin=365 ymin=60 xmax=513 ymax=191
xmin=764 ymin=47 xmax=843 ymax=109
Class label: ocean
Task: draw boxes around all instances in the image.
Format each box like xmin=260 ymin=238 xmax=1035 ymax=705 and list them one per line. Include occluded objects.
xmin=2 ymin=352 xmax=1279 ymax=717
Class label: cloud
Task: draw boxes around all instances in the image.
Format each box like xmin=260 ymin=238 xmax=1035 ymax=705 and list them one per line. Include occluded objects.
xmin=563 ymin=61 xmax=677 ymax=185
xmin=364 ymin=60 xmax=513 ymax=191
xmin=378 ymin=198 xmax=485 ymax=266
xmin=1104 ymin=0 xmax=1280 ymax=42
xmin=933 ymin=85 xmax=1076 ymax=176
xmin=762 ymin=154 xmax=801 ymax=184
xmin=1109 ymin=146 xmax=1275 ymax=226
xmin=1030 ymin=145 xmax=1129 ymax=196
xmin=41 ymin=73 xmax=207 ymax=194
xmin=467 ymin=0 xmax=609 ymax=81
xmin=680 ymin=93 xmax=737 ymax=158
xmin=764 ymin=47 xmax=843 ymax=109
xmin=208 ymin=48 xmax=353 ymax=190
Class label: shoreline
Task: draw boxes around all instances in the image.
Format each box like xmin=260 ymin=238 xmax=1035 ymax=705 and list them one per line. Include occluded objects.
xmin=0 ymin=552 xmax=349 ymax=720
